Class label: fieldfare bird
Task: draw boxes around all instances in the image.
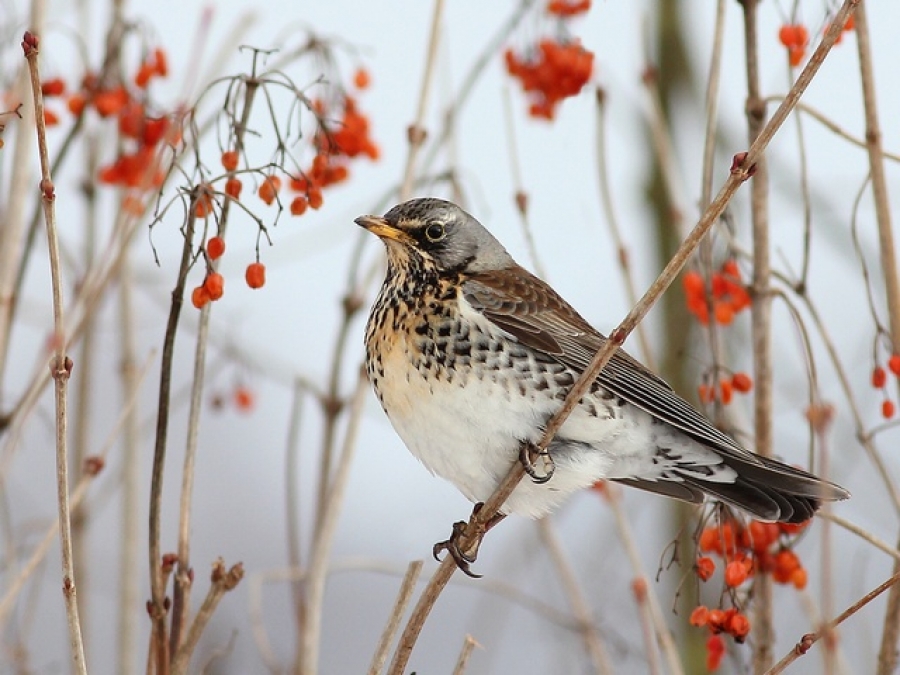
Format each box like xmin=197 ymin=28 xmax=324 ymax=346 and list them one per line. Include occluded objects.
xmin=358 ymin=198 xmax=848 ymax=566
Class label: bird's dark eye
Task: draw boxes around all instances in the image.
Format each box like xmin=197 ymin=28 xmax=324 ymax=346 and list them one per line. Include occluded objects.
xmin=424 ymin=222 xmax=446 ymax=242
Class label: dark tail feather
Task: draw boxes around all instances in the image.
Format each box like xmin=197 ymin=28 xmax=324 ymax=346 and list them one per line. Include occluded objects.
xmin=617 ymin=455 xmax=849 ymax=524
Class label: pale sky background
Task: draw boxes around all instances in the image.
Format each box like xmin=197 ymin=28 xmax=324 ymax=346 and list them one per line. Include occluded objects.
xmin=4 ymin=0 xmax=900 ymax=673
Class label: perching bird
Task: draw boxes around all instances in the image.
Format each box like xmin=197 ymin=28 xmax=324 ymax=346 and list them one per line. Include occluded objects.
xmin=357 ymin=198 xmax=848 ymax=528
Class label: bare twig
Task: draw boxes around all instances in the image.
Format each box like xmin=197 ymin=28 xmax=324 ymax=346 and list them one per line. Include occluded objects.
xmin=536 ymin=519 xmax=613 ymax=675
xmin=299 ymin=372 xmax=369 ymax=675
xmin=170 ymin=66 xmax=261 ymax=659
xmin=399 ymin=0 xmax=445 ymax=200
xmin=170 ymin=559 xmax=244 ymax=675
xmin=22 ymin=30 xmax=87 ymax=675
xmin=368 ymin=560 xmax=424 ymax=675
xmin=738 ymin=2 xmax=774 ymax=670
xmin=816 ymin=512 xmax=900 ymax=563
xmin=451 ymin=635 xmax=480 ymax=675
xmin=766 ymin=570 xmax=900 ymax=675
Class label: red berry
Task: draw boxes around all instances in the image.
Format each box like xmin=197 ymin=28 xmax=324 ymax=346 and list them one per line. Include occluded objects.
xmin=889 ymin=354 xmax=900 ymax=376
xmin=206 ymin=236 xmax=225 ymax=260
xmin=873 ymin=366 xmax=887 ymax=388
xmin=246 ymin=262 xmax=266 ymax=289
xmin=883 ymin=400 xmax=895 ymax=419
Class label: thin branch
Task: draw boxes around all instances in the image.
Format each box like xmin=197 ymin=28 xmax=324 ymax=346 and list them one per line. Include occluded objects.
xmin=299 ymin=372 xmax=369 ymax=675
xmin=170 ymin=559 xmax=244 ymax=675
xmin=536 ymin=519 xmax=614 ymax=675
xmin=765 ymin=570 xmax=900 ymax=675
xmin=22 ymin=31 xmax=87 ymax=675
xmin=451 ymin=635 xmax=480 ymax=675
xmin=368 ymin=560 xmax=424 ymax=675
xmin=399 ymin=0 xmax=445 ymax=200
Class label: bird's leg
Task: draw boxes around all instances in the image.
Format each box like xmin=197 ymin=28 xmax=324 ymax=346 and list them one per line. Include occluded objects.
xmin=519 ymin=440 xmax=555 ymax=484
xmin=432 ymin=503 xmax=506 ymax=578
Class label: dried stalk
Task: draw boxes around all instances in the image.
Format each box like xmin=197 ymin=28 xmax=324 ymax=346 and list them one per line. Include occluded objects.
xmin=0 ymin=350 xmax=153 ymax=626
xmin=399 ymin=0 xmax=445 ymax=200
xmin=368 ymin=560 xmax=424 ymax=675
xmin=765 ymin=570 xmax=900 ymax=675
xmin=170 ymin=67 xmax=261 ymax=659
xmin=117 ymin=250 xmax=142 ymax=675
xmin=738 ymin=1 xmax=774 ymax=669
xmin=299 ymin=373 xmax=369 ymax=675
xmin=536 ymin=519 xmax=613 ymax=675
xmin=451 ymin=635 xmax=480 ymax=675
xmin=170 ymin=559 xmax=244 ymax=675
xmin=23 ymin=30 xmax=87 ymax=675
xmin=853 ymin=1 xmax=900 ymax=671
xmin=149 ymin=205 xmax=200 ymax=675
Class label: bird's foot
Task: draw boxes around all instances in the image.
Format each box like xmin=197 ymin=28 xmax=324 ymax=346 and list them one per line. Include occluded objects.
xmin=519 ymin=441 xmax=555 ymax=484
xmin=432 ymin=503 xmax=506 ymax=578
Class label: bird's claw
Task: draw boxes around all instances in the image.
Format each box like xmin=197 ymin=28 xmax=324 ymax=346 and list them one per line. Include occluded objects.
xmin=520 ymin=441 xmax=555 ymax=484
xmin=433 ymin=518 xmax=484 ymax=578
xmin=433 ymin=503 xmax=508 ymax=578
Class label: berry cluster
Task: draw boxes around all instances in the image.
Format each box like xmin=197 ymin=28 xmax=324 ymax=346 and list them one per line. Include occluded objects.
xmin=697 ymin=371 xmax=753 ymax=406
xmin=546 ymin=0 xmax=591 ymax=17
xmin=778 ymin=15 xmax=855 ymax=68
xmin=504 ymin=39 xmax=594 ymax=120
xmin=683 ymin=260 xmax=751 ymax=326
xmin=870 ymin=354 xmax=900 ymax=419
xmin=689 ymin=518 xmax=811 ymax=670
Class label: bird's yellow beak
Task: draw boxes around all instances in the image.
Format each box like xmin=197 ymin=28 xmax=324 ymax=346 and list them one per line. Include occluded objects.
xmin=355 ymin=215 xmax=415 ymax=244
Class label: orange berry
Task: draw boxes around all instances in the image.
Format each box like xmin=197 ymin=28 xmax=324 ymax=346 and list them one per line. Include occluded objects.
xmin=873 ymin=366 xmax=887 ymax=388
xmin=724 ymin=560 xmax=749 ymax=587
xmin=789 ymin=46 xmax=806 ymax=68
xmin=194 ymin=186 xmax=215 ymax=218
xmin=697 ymin=384 xmax=713 ymax=404
xmin=225 ymin=177 xmax=243 ymax=199
xmin=696 ymin=556 xmax=715 ymax=581
xmin=707 ymin=609 xmax=727 ymax=634
xmin=353 ymin=67 xmax=371 ymax=89
xmin=206 ymin=236 xmax=225 ymax=260
xmin=246 ymin=262 xmax=266 ymax=289
xmin=747 ymin=521 xmax=779 ymax=553
xmin=731 ymin=372 xmax=753 ymax=393
xmin=728 ymin=612 xmax=751 ymax=641
xmin=191 ymin=285 xmax=211 ymax=309
xmin=778 ymin=519 xmax=810 ymax=536
xmin=719 ymin=379 xmax=733 ymax=405
xmin=153 ymin=48 xmax=169 ymax=76
xmin=791 ymin=566 xmax=808 ymax=590
xmin=883 ymin=400 xmax=895 ymax=419
xmin=307 ymin=187 xmax=323 ymax=210
xmin=713 ymin=301 xmax=734 ymax=325
xmin=203 ymin=272 xmax=224 ymax=301
xmin=93 ymin=87 xmax=128 ymax=117
xmin=43 ymin=109 xmax=60 ymax=126
xmin=221 ymin=150 xmax=239 ymax=172
xmin=683 ymin=270 xmax=705 ymax=298
xmin=134 ymin=64 xmax=155 ymax=89
xmin=234 ymin=386 xmax=254 ymax=411
xmin=142 ymin=117 xmax=169 ymax=146
xmin=67 ymin=93 xmax=86 ymax=116
xmin=706 ymin=634 xmax=725 ymax=671
xmin=41 ymin=78 xmax=66 ymax=97
xmin=290 ymin=196 xmax=308 ymax=216
xmin=258 ymin=175 xmax=281 ymax=205
xmin=889 ymin=354 xmax=900 ymax=377
xmin=689 ymin=605 xmax=710 ymax=627
xmin=699 ymin=527 xmax=719 ymax=553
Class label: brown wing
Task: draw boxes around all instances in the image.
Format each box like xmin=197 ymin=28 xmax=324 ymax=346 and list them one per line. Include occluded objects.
xmin=462 ymin=266 xmax=848 ymax=503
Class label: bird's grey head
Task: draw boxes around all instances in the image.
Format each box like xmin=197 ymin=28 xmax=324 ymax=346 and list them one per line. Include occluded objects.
xmin=355 ymin=198 xmax=515 ymax=274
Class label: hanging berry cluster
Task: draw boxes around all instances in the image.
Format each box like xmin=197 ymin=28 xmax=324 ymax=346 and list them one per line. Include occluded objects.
xmin=683 ymin=260 xmax=751 ymax=327
xmin=503 ymin=1 xmax=594 ymax=120
xmin=870 ymin=354 xmax=900 ymax=419
xmin=689 ymin=518 xmax=811 ymax=670
xmin=40 ymin=47 xmax=174 ymax=192
xmin=188 ymin=59 xmax=378 ymax=310
xmin=778 ymin=13 xmax=855 ymax=68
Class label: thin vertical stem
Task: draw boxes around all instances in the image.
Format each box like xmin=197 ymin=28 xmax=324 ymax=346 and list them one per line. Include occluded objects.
xmin=738 ymin=2 xmax=774 ymax=671
xmin=23 ymin=30 xmax=87 ymax=675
